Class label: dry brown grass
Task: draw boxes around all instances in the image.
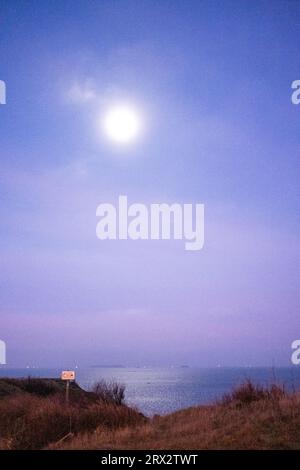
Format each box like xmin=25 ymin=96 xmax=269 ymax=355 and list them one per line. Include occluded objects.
xmin=1 ymin=380 xmax=300 ymax=450
xmin=0 ymin=392 xmax=145 ymax=450
xmin=49 ymin=382 xmax=300 ymax=450
xmin=220 ymin=379 xmax=286 ymax=406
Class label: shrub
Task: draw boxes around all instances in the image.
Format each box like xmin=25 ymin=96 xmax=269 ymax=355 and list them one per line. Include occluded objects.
xmin=91 ymin=380 xmax=126 ymax=406
xmin=221 ymin=379 xmax=285 ymax=406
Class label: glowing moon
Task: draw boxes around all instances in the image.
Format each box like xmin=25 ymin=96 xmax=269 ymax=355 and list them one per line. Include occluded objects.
xmin=103 ymin=105 xmax=141 ymax=143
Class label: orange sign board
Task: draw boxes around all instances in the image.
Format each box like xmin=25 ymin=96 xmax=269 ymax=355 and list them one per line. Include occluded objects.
xmin=61 ymin=370 xmax=75 ymax=381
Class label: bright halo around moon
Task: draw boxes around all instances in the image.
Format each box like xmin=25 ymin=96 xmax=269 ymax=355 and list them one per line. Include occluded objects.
xmin=103 ymin=105 xmax=141 ymax=144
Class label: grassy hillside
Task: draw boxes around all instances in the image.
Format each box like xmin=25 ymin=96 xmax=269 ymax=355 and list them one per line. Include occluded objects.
xmin=51 ymin=381 xmax=300 ymax=450
xmin=0 ymin=378 xmax=300 ymax=450
xmin=0 ymin=377 xmax=145 ymax=450
xmin=0 ymin=377 xmax=88 ymax=399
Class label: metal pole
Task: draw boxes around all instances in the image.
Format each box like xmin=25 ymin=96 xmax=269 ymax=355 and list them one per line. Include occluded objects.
xmin=66 ymin=379 xmax=70 ymax=405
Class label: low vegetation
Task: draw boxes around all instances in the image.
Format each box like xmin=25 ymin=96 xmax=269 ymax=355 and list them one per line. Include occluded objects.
xmin=51 ymin=380 xmax=300 ymax=450
xmin=0 ymin=378 xmax=145 ymax=450
xmin=91 ymin=380 xmax=126 ymax=406
xmin=220 ymin=379 xmax=286 ymax=406
xmin=0 ymin=378 xmax=300 ymax=450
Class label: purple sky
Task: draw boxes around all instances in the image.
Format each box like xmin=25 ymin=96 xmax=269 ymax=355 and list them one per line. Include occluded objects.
xmin=0 ymin=0 xmax=300 ymax=367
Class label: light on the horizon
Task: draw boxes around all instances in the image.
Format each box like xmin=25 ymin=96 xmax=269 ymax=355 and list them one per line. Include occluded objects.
xmin=102 ymin=105 xmax=141 ymax=144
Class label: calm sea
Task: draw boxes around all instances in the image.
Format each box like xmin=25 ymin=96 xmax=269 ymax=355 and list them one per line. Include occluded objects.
xmin=1 ymin=367 xmax=300 ymax=416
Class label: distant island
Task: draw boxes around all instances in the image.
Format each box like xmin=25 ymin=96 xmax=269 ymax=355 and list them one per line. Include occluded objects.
xmin=90 ymin=364 xmax=125 ymax=368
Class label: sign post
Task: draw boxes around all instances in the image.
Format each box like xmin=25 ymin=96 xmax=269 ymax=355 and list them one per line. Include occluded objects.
xmin=61 ymin=370 xmax=75 ymax=405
